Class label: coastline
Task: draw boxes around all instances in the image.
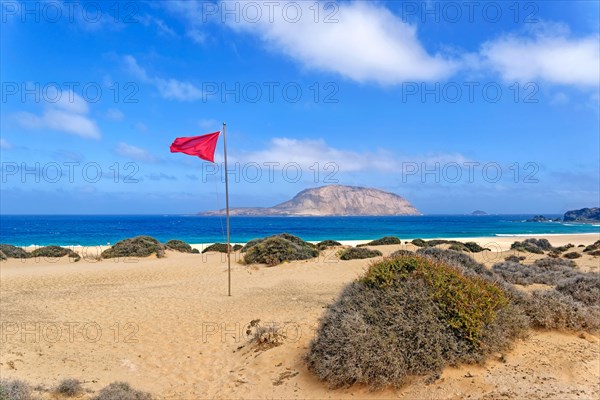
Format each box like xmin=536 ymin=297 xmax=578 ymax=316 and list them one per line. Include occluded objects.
xmin=14 ymin=233 xmax=600 ymax=253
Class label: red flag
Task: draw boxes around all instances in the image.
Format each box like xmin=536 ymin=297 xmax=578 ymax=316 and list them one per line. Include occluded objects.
xmin=170 ymin=131 xmax=220 ymax=162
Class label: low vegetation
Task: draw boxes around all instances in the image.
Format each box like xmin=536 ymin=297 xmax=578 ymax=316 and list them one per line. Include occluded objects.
xmin=0 ymin=379 xmax=34 ymax=400
xmin=357 ymin=236 xmax=401 ymax=247
xmin=555 ymin=275 xmax=600 ymax=306
xmin=563 ymin=251 xmax=582 ymax=259
xmin=492 ymin=257 xmax=578 ymax=286
xmin=410 ymin=239 xmax=488 ymax=252
xmin=583 ymin=240 xmax=600 ymax=253
xmin=523 ymin=290 xmax=600 ymax=331
xmin=0 ymin=244 xmax=30 ymax=259
xmin=416 ymin=247 xmax=491 ymax=277
xmin=30 ymin=246 xmax=81 ymax=261
xmin=510 ymin=238 xmax=553 ymax=254
xmin=233 ymin=244 xmax=243 ymax=251
xmin=243 ymin=235 xmax=318 ymax=266
xmin=505 ymin=255 xmax=526 ymax=263
xmin=55 ymin=378 xmax=83 ymax=397
xmin=339 ymin=247 xmax=382 ymax=260
xmin=101 ymin=236 xmax=166 ymax=259
xmin=306 ymin=254 xmax=528 ymax=389
xmin=202 ymin=243 xmax=231 ymax=253
xmin=0 ymin=250 xmax=6 ymax=261
xmin=390 ymin=249 xmax=413 ymax=257
xmin=93 ymin=381 xmax=152 ymax=400
xmin=317 ymin=240 xmax=342 ymax=250
xmin=165 ymin=240 xmax=199 ymax=253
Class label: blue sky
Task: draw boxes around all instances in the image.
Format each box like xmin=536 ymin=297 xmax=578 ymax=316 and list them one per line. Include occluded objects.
xmin=1 ymin=0 xmax=599 ymax=214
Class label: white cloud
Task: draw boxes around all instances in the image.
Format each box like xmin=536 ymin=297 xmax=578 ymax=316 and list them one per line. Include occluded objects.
xmin=14 ymin=91 xmax=101 ymax=139
xmin=139 ymin=14 xmax=177 ymax=37
xmin=0 ymin=139 xmax=12 ymax=149
xmin=481 ymin=23 xmax=600 ymax=87
xmin=233 ymin=137 xmax=468 ymax=173
xmin=198 ymin=118 xmax=219 ymax=130
xmin=123 ymin=55 xmax=204 ymax=101
xmin=224 ymin=1 xmax=457 ymax=85
xmin=115 ymin=142 xmax=158 ymax=163
xmin=106 ymin=108 xmax=125 ymax=121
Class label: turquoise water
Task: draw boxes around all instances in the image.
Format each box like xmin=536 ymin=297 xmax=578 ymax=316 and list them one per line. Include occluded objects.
xmin=0 ymin=215 xmax=598 ymax=246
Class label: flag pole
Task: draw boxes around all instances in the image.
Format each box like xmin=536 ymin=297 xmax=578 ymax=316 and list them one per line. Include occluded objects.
xmin=223 ymin=122 xmax=231 ymax=296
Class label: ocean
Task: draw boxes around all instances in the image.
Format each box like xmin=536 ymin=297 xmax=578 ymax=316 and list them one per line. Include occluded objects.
xmin=0 ymin=215 xmax=599 ymax=246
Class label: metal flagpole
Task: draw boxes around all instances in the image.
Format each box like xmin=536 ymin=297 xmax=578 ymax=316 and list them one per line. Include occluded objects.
xmin=222 ymin=122 xmax=231 ymax=296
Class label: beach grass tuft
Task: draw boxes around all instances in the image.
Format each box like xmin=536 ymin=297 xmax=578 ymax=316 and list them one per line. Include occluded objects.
xmin=339 ymin=247 xmax=382 ymax=260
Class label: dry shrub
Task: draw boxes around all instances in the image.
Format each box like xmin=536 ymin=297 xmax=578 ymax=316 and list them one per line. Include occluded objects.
xmin=233 ymin=244 xmax=243 ymax=251
xmin=492 ymin=257 xmax=578 ymax=286
xmin=390 ymin=249 xmax=413 ymax=257
xmin=583 ymin=240 xmax=600 ymax=253
xmin=0 ymin=250 xmax=6 ymax=261
xmin=306 ymin=255 xmax=528 ymax=389
xmin=30 ymin=246 xmax=80 ymax=262
xmin=409 ymin=239 xmax=488 ymax=252
xmin=588 ymin=249 xmax=600 ymax=257
xmin=416 ymin=247 xmax=491 ymax=277
xmin=505 ymin=255 xmax=526 ymax=263
xmin=0 ymin=380 xmax=33 ymax=400
xmin=245 ymin=319 xmax=286 ymax=350
xmin=165 ymin=240 xmax=199 ymax=253
xmin=93 ymin=382 xmax=152 ymax=400
xmin=55 ymin=378 xmax=83 ymax=397
xmin=339 ymin=247 xmax=382 ymax=260
xmin=101 ymin=236 xmax=166 ymax=259
xmin=523 ymin=290 xmax=600 ymax=331
xmin=556 ymin=274 xmax=600 ymax=306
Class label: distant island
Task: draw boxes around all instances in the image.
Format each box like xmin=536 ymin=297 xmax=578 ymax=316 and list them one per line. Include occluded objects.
xmin=200 ymin=185 xmax=420 ymax=216
xmin=563 ymin=207 xmax=600 ymax=223
xmin=471 ymin=210 xmax=488 ymax=216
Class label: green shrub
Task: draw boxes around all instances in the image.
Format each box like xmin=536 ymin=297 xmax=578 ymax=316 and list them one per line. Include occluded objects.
xmin=101 ymin=236 xmax=166 ymax=259
xmin=339 ymin=247 xmax=382 ymax=260
xmin=165 ymin=240 xmax=197 ymax=253
xmin=30 ymin=246 xmax=81 ymax=261
xmin=0 ymin=250 xmax=6 ymax=261
xmin=0 ymin=379 xmax=33 ymax=400
xmin=563 ymin=251 xmax=581 ymax=259
xmin=55 ymin=378 xmax=83 ymax=397
xmin=243 ymin=236 xmax=318 ymax=266
xmin=240 ymin=238 xmax=263 ymax=252
xmin=357 ymin=236 xmax=401 ymax=247
xmin=202 ymin=243 xmax=231 ymax=253
xmin=241 ymin=233 xmax=315 ymax=253
xmin=233 ymin=244 xmax=243 ymax=251
xmin=0 ymin=244 xmax=30 ymax=259
xmin=93 ymin=382 xmax=152 ymax=400
xmin=306 ymin=254 xmax=527 ymax=389
xmin=317 ymin=240 xmax=342 ymax=250
xmin=407 ymin=240 xmax=488 ymax=253
xmin=492 ymin=258 xmax=578 ymax=286
xmin=505 ymin=255 xmax=526 ymax=263
xmin=556 ymin=275 xmax=600 ymax=306
xmin=552 ymin=243 xmax=574 ymax=253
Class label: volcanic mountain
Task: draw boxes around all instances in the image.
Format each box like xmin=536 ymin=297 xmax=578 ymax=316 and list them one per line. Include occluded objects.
xmin=199 ymin=185 xmax=420 ymax=216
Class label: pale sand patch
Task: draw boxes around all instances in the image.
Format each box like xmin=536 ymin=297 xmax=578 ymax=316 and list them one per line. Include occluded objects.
xmin=1 ymin=234 xmax=598 ymax=399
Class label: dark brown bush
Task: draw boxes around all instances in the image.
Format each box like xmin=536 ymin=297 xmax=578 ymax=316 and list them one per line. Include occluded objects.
xmin=101 ymin=236 xmax=166 ymax=259
xmin=339 ymin=247 xmax=382 ymax=260
xmin=563 ymin=251 xmax=581 ymax=259
xmin=505 ymin=255 xmax=526 ymax=262
xmin=583 ymin=240 xmax=600 ymax=252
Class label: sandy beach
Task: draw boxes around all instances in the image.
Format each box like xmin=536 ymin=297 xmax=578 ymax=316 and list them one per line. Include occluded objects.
xmin=1 ymin=234 xmax=599 ymax=399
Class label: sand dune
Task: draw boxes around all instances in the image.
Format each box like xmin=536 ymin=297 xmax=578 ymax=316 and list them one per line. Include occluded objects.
xmin=1 ymin=234 xmax=599 ymax=399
